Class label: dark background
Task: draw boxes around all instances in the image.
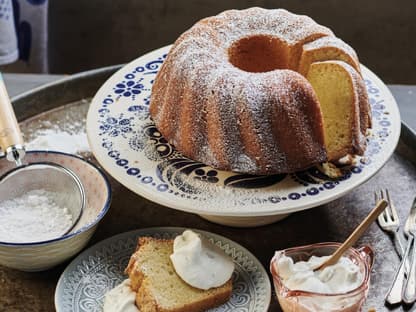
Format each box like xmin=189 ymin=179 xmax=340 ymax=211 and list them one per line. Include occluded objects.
xmin=45 ymin=0 xmax=416 ymax=83
xmin=0 ymin=0 xmax=414 ymax=83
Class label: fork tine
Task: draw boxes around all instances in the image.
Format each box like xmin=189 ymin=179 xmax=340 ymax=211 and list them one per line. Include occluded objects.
xmin=385 ymin=189 xmax=399 ymax=221
xmin=380 ymin=190 xmax=391 ymax=220
xmin=385 ymin=189 xmax=393 ymax=219
xmin=376 ymin=191 xmax=388 ymax=224
xmin=386 ymin=188 xmax=391 ymax=202
xmin=384 ymin=189 xmax=396 ymax=224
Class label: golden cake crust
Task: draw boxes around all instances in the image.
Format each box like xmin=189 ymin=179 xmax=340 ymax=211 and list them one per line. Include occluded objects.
xmin=149 ymin=7 xmax=370 ymax=175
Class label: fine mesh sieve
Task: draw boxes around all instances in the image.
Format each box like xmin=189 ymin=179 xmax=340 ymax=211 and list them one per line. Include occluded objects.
xmin=0 ymin=73 xmax=85 ymax=239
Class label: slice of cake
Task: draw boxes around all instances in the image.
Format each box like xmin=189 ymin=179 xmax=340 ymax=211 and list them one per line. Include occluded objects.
xmin=298 ymin=36 xmax=361 ymax=77
xmin=306 ymin=60 xmax=367 ymax=161
xmin=125 ymin=237 xmax=232 ymax=312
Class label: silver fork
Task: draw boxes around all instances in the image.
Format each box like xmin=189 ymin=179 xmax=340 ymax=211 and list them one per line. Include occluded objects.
xmin=376 ymin=189 xmax=405 ymax=258
xmin=386 ymin=198 xmax=416 ymax=304
xmin=402 ymin=197 xmax=416 ymax=303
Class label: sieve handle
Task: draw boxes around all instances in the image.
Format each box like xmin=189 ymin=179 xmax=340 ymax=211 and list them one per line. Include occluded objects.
xmin=0 ymin=73 xmax=25 ymax=164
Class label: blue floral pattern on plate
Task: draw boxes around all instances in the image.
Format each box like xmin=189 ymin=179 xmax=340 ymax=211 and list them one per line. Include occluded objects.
xmin=55 ymin=227 xmax=271 ymax=312
xmin=86 ymin=45 xmax=401 ymax=216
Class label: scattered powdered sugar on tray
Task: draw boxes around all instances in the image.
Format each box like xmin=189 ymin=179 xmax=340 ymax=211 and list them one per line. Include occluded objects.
xmin=20 ymin=99 xmax=91 ymax=156
xmin=0 ymin=189 xmax=73 ymax=243
xmin=26 ymin=130 xmax=89 ymax=154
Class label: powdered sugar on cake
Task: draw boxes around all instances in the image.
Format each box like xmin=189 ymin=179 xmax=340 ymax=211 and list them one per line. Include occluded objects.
xmin=149 ymin=7 xmax=371 ymax=176
xmin=149 ymin=8 xmax=341 ymax=174
xmin=302 ymin=36 xmax=358 ymax=58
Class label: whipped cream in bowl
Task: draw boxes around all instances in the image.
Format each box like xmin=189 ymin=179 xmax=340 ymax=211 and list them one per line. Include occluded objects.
xmin=270 ymin=242 xmax=374 ymax=312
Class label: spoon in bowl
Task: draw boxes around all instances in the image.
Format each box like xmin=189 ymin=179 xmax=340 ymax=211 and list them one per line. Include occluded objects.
xmin=314 ymin=199 xmax=388 ymax=272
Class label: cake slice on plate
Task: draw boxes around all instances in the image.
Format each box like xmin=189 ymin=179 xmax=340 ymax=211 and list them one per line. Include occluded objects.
xmin=125 ymin=237 xmax=232 ymax=312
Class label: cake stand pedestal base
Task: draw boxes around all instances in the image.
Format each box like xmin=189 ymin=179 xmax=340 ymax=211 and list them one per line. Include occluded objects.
xmin=198 ymin=213 xmax=290 ymax=227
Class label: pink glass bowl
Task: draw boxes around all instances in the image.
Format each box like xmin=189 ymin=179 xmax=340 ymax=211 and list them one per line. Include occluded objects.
xmin=270 ymin=242 xmax=374 ymax=312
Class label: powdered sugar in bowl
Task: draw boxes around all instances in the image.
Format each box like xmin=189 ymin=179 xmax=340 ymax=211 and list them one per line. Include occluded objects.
xmin=0 ymin=151 xmax=111 ymax=271
xmin=0 ymin=162 xmax=85 ymax=243
xmin=270 ymin=242 xmax=374 ymax=312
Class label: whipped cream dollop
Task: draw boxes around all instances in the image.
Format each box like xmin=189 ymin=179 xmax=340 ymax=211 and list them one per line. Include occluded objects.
xmin=103 ymin=279 xmax=139 ymax=312
xmin=170 ymin=230 xmax=234 ymax=290
xmin=277 ymin=255 xmax=363 ymax=294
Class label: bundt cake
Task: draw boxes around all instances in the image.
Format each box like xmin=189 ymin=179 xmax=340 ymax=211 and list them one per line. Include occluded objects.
xmin=149 ymin=7 xmax=371 ymax=175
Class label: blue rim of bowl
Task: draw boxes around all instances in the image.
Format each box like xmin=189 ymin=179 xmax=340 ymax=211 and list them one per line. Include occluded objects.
xmin=0 ymin=150 xmax=112 ymax=247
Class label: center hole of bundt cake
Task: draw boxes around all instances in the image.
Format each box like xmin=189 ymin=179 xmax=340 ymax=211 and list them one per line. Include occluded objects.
xmin=228 ymin=35 xmax=289 ymax=72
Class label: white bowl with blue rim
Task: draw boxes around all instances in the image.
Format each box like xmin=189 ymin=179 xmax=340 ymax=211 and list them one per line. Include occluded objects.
xmin=0 ymin=151 xmax=111 ymax=271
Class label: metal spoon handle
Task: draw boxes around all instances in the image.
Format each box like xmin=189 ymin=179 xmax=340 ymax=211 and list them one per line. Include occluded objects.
xmin=393 ymin=230 xmax=411 ymax=274
xmin=386 ymin=236 xmax=413 ymax=304
xmin=0 ymin=73 xmax=25 ymax=164
xmin=393 ymin=230 xmax=406 ymax=259
xmin=403 ymin=236 xmax=416 ymax=303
